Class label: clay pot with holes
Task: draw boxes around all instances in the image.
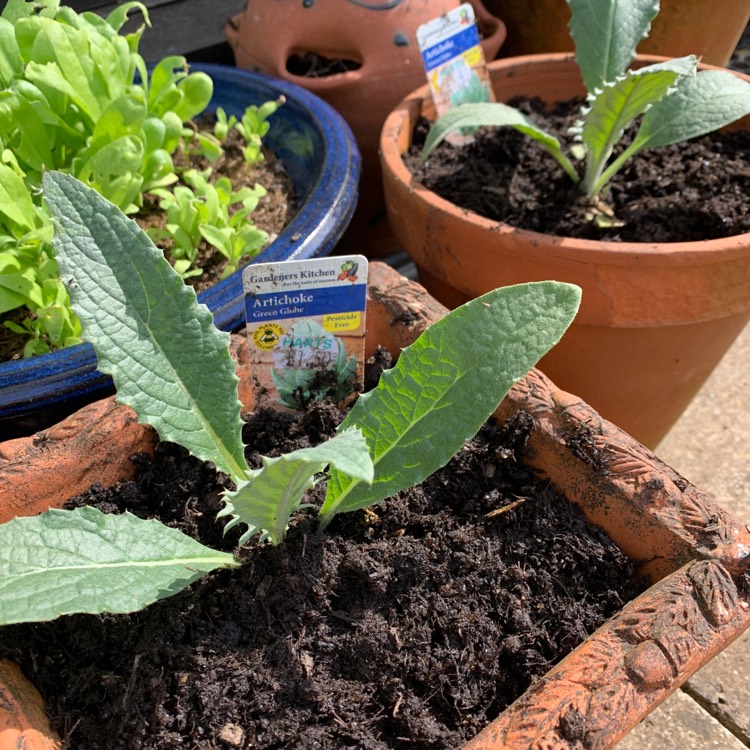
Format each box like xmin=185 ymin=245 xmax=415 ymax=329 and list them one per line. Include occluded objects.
xmin=225 ymin=0 xmax=506 ymax=257
xmin=2 ymin=261 xmax=750 ymax=749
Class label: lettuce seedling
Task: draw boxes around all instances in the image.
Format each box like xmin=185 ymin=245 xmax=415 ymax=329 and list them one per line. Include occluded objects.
xmin=233 ymin=97 xmax=285 ymax=166
xmin=0 ymin=172 xmax=581 ymax=625
xmin=0 ymin=0 xmax=279 ymax=356
xmin=147 ymin=168 xmax=268 ymax=280
xmin=422 ymin=0 xmax=750 ymax=201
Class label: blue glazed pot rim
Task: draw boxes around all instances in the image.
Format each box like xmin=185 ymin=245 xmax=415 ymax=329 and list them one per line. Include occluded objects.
xmin=0 ymin=64 xmax=360 ymax=425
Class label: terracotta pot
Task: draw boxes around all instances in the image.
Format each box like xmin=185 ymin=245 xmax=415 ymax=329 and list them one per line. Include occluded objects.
xmin=379 ymin=53 xmax=750 ymax=448
xmin=1 ymin=261 xmax=750 ymax=749
xmin=225 ymin=0 xmax=506 ymax=258
xmin=0 ymin=660 xmax=58 ymax=750
xmin=0 ymin=63 xmax=360 ymax=438
xmin=484 ymin=0 xmax=750 ymax=67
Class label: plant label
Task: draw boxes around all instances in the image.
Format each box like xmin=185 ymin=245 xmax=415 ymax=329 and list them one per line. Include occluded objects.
xmin=242 ymin=256 xmax=368 ymax=411
xmin=416 ymin=2 xmax=494 ymax=143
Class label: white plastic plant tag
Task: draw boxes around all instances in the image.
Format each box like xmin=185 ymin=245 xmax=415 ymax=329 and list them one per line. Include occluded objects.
xmin=417 ymin=2 xmax=494 ymax=143
xmin=243 ymin=256 xmax=368 ymax=412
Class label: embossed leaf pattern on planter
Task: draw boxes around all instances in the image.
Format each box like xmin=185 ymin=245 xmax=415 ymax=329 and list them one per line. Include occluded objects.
xmin=688 ymin=559 xmax=740 ymax=626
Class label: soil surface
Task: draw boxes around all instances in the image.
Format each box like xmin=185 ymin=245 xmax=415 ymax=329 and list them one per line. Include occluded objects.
xmin=0 ymin=365 xmax=646 ymax=749
xmin=406 ymin=97 xmax=750 ymax=243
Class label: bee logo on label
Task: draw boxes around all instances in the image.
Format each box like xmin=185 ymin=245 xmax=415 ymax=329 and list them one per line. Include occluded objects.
xmin=252 ymin=323 xmax=285 ymax=350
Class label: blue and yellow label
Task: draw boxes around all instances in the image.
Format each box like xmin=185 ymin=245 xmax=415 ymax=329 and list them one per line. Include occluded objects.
xmin=416 ymin=3 xmax=494 ymax=136
xmin=242 ymin=255 xmax=368 ymax=411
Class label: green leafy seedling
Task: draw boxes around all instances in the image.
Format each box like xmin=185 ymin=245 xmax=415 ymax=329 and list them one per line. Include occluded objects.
xmin=421 ymin=0 xmax=750 ymax=200
xmin=0 ymin=0 xmax=279 ymax=357
xmin=234 ymin=96 xmax=284 ymax=166
xmin=148 ymin=169 xmax=268 ymax=280
xmin=0 ymin=172 xmax=581 ymax=625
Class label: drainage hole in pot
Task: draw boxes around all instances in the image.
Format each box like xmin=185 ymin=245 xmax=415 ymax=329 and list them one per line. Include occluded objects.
xmin=286 ymin=50 xmax=362 ymax=77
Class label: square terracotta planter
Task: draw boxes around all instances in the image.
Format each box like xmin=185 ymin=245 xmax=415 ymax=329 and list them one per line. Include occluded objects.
xmin=1 ymin=262 xmax=749 ymax=749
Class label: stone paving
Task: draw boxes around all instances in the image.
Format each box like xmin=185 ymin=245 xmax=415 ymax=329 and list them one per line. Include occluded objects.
xmin=615 ymin=324 xmax=750 ymax=748
xmin=614 ymin=34 xmax=750 ymax=748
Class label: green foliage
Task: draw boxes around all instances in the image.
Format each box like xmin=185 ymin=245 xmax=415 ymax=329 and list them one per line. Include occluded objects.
xmin=148 ymin=169 xmax=268 ymax=280
xmin=213 ymin=107 xmax=238 ymax=142
xmin=0 ymin=173 xmax=580 ymax=625
xmin=0 ymin=506 xmax=239 ymax=625
xmin=0 ymin=0 xmax=278 ymax=356
xmin=568 ymin=0 xmax=659 ymax=92
xmin=234 ymin=97 xmax=284 ymax=165
xmin=12 ymin=170 xmax=370 ymax=622
xmin=422 ymin=0 xmax=750 ymax=201
xmin=319 ymin=280 xmax=582 ymax=528
xmin=220 ymin=429 xmax=374 ymax=546
xmin=44 ymin=171 xmax=248 ymax=480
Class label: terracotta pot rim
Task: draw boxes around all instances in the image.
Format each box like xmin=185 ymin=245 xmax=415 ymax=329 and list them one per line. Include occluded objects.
xmin=380 ymin=52 xmax=750 ymax=265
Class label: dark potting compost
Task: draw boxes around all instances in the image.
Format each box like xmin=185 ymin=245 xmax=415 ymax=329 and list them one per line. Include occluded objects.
xmin=0 ymin=380 xmax=646 ymax=749
xmin=406 ymin=97 xmax=750 ymax=243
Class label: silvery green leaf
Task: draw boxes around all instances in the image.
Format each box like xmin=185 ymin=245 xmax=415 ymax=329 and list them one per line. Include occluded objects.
xmin=581 ymin=57 xmax=696 ymax=195
xmin=220 ymin=428 xmax=373 ymax=546
xmin=320 ymin=281 xmax=582 ymax=527
xmin=632 ymin=70 xmax=750 ymax=151
xmin=43 ymin=171 xmax=248 ymax=481
xmin=568 ymin=0 xmax=660 ymax=92
xmin=422 ymin=102 xmax=579 ymax=183
xmin=589 ymin=70 xmax=750 ymax=197
xmin=0 ymin=506 xmax=239 ymax=625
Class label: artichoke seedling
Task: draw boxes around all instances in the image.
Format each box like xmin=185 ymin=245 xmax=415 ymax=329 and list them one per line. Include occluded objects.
xmin=422 ymin=0 xmax=750 ymax=203
xmin=0 ymin=172 xmax=581 ymax=625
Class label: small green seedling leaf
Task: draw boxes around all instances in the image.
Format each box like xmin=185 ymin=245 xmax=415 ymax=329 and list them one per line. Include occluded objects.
xmin=568 ymin=0 xmax=660 ymax=92
xmin=220 ymin=428 xmax=373 ymax=546
xmin=320 ymin=281 xmax=582 ymax=527
xmin=43 ymin=170 xmax=247 ymax=480
xmin=0 ymin=506 xmax=239 ymax=625
xmin=0 ymin=162 xmax=36 ymax=230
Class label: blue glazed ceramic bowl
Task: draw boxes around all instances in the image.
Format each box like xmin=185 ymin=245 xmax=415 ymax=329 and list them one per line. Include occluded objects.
xmin=0 ymin=64 xmax=360 ymax=434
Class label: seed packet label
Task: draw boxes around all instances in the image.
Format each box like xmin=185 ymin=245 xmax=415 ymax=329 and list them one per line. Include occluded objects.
xmin=242 ymin=256 xmax=368 ymax=412
xmin=416 ymin=3 xmax=494 ymax=143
